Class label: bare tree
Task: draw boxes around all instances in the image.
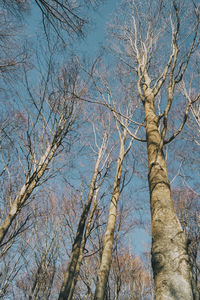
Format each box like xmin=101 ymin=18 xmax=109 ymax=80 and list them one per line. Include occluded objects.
xmin=94 ymin=108 xmax=137 ymax=299
xmin=59 ymin=112 xmax=112 ymax=299
xmin=109 ymin=247 xmax=153 ymax=300
xmin=107 ymin=0 xmax=200 ymax=298
xmin=16 ymin=216 xmax=58 ymax=299
xmin=0 ymin=57 xmax=84 ymax=247
xmin=1 ymin=0 xmax=103 ymax=40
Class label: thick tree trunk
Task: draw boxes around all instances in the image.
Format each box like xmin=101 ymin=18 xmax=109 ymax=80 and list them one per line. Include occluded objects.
xmin=94 ymin=137 xmax=125 ymax=300
xmin=144 ymin=96 xmax=195 ymax=299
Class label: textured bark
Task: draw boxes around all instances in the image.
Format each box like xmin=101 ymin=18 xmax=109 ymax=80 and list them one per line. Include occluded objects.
xmin=108 ymin=0 xmax=200 ymax=297
xmin=94 ymin=133 xmax=127 ymax=300
xmin=144 ymin=91 xmax=195 ymax=299
xmin=58 ymin=137 xmax=107 ymax=300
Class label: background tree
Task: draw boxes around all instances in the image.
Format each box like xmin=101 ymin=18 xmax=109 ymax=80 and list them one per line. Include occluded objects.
xmin=0 ymin=56 xmax=84 ymax=246
xmin=94 ymin=110 xmax=136 ymax=299
xmin=174 ymin=188 xmax=200 ymax=293
xmin=59 ymin=110 xmax=113 ymax=299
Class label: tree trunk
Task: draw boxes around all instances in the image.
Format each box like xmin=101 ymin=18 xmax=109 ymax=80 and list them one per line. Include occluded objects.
xmin=144 ymin=95 xmax=195 ymax=299
xmin=66 ymin=188 xmax=99 ymax=299
xmin=0 ymin=143 xmax=60 ymax=245
xmin=58 ymin=137 xmax=107 ymax=300
xmin=94 ymin=135 xmax=126 ymax=300
xmin=0 ymin=114 xmax=73 ymax=246
xmin=58 ymin=167 xmax=99 ymax=300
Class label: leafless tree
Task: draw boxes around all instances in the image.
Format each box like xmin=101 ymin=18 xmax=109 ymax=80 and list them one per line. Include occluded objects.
xmin=1 ymin=0 xmax=104 ymax=40
xmin=59 ymin=110 xmax=113 ymax=299
xmin=106 ymin=0 xmax=200 ymax=298
xmin=0 ymin=56 xmax=85 ymax=248
xmin=94 ymin=115 xmax=136 ymax=299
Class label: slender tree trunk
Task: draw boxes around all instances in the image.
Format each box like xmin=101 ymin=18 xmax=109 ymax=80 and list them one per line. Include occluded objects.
xmin=66 ymin=188 xmax=99 ymax=299
xmin=94 ymin=133 xmax=127 ymax=300
xmin=144 ymin=94 xmax=195 ymax=299
xmin=58 ymin=136 xmax=107 ymax=300
xmin=58 ymin=164 xmax=99 ymax=300
xmin=0 ymin=142 xmax=60 ymax=245
xmin=0 ymin=112 xmax=73 ymax=246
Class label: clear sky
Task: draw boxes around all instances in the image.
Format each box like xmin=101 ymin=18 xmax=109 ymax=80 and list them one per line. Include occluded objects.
xmin=79 ymin=1 xmax=119 ymax=53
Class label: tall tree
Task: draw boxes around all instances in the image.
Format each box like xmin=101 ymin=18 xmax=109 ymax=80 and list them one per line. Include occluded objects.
xmin=94 ymin=111 xmax=136 ymax=299
xmin=0 ymin=58 xmax=84 ymax=247
xmin=108 ymin=0 xmax=200 ymax=298
xmin=59 ymin=112 xmax=112 ymax=299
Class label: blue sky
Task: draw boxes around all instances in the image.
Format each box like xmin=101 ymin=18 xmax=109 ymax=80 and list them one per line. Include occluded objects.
xmin=26 ymin=1 xmax=119 ymax=49
xmin=23 ymin=0 xmax=150 ymax=258
xmin=79 ymin=1 xmax=119 ymax=53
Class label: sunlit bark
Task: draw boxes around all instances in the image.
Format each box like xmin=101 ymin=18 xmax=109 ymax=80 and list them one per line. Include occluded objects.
xmin=144 ymin=90 xmax=194 ymax=299
xmin=108 ymin=0 xmax=200 ymax=298
xmin=59 ymin=130 xmax=109 ymax=300
xmin=94 ymin=126 xmax=133 ymax=300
